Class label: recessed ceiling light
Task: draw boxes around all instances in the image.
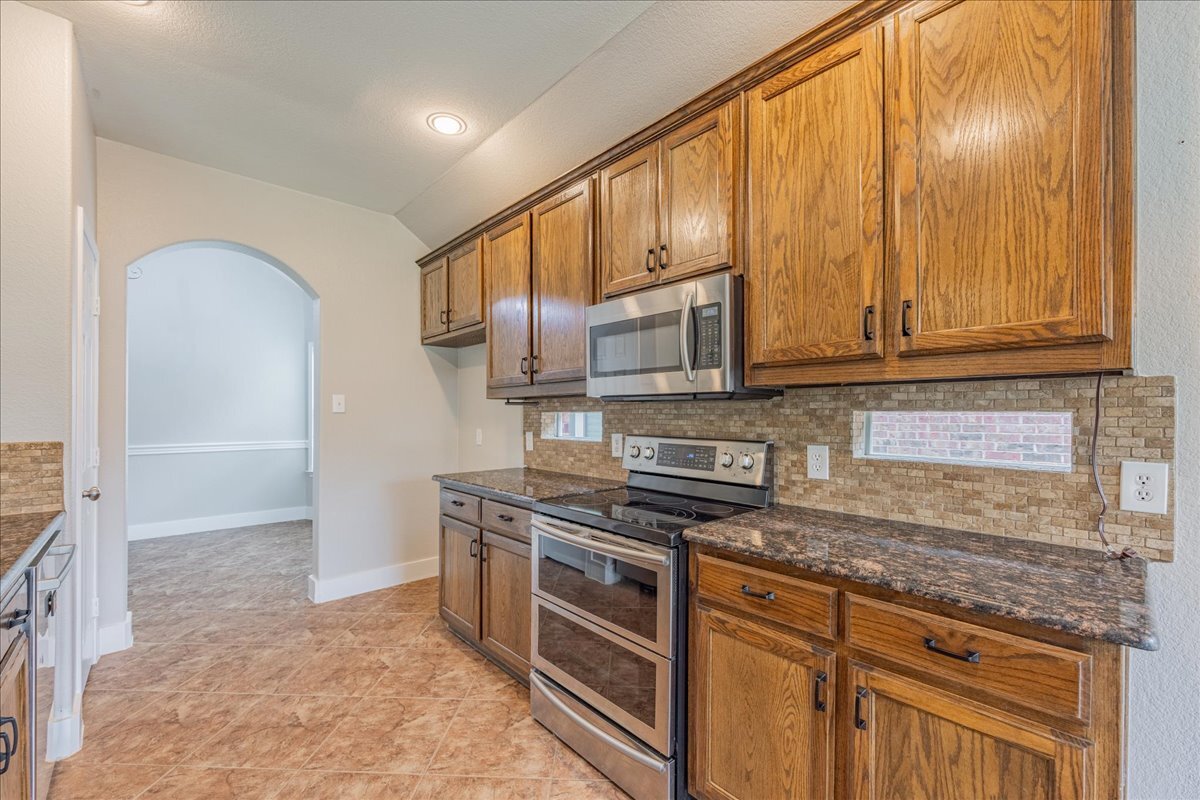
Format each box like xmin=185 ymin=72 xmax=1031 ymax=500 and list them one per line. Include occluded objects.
xmin=119 ymin=1 xmax=152 ymax=5
xmin=427 ymin=113 xmax=466 ymax=136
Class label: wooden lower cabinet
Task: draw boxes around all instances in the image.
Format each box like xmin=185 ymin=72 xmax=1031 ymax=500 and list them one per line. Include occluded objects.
xmin=691 ymin=605 xmax=835 ymax=800
xmin=437 ymin=490 xmax=532 ymax=682
xmin=848 ymin=664 xmax=1088 ymax=800
xmin=0 ymin=630 xmax=31 ymax=800
xmin=689 ymin=546 xmax=1125 ymax=800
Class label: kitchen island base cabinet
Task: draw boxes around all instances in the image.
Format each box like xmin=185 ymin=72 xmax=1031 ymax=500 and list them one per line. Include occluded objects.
xmin=0 ymin=622 xmax=31 ymax=800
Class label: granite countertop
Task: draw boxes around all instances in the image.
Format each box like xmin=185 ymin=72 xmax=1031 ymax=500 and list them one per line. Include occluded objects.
xmin=685 ymin=504 xmax=1157 ymax=650
xmin=1 ymin=510 xmax=66 ymax=598
xmin=433 ymin=468 xmax=622 ymax=507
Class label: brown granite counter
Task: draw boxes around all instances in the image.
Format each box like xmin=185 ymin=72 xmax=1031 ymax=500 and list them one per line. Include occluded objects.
xmin=433 ymin=468 xmax=622 ymax=508
xmin=1 ymin=510 xmax=65 ymax=598
xmin=684 ymin=504 xmax=1157 ymax=650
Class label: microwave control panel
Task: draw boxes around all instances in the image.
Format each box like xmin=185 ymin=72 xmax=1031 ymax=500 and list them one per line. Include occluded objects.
xmin=695 ymin=303 xmax=723 ymax=369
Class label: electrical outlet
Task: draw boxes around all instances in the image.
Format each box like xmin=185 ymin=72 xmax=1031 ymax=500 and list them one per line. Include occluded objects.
xmin=331 ymin=394 xmax=346 ymax=413
xmin=611 ymin=433 xmax=624 ymax=458
xmin=475 ymin=428 xmax=483 ymax=446
xmin=807 ymin=445 xmax=830 ymax=480
xmin=525 ymin=431 xmax=534 ymax=452
xmin=1119 ymin=461 xmax=1169 ymax=514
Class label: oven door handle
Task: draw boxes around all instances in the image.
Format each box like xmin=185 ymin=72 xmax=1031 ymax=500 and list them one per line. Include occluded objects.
xmin=530 ymin=672 xmax=667 ymax=774
xmin=532 ymin=520 xmax=670 ymax=567
xmin=37 ymin=543 xmax=77 ymax=592
xmin=679 ymin=290 xmax=696 ymax=382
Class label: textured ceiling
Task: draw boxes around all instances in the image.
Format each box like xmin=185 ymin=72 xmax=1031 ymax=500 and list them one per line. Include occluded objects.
xmin=27 ymin=0 xmax=853 ymax=249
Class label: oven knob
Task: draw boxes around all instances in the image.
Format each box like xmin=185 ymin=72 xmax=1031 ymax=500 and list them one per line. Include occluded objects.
xmin=629 ymin=445 xmax=641 ymax=459
xmin=644 ymin=447 xmax=655 ymax=460
xmin=720 ymin=452 xmax=734 ymax=468
xmin=739 ymin=454 xmax=755 ymax=470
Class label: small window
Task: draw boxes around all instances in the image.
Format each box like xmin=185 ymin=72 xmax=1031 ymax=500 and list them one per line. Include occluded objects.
xmin=855 ymin=411 xmax=1073 ymax=472
xmin=540 ymin=411 xmax=603 ymax=442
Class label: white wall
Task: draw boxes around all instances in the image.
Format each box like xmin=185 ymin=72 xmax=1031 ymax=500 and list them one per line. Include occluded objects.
xmin=1127 ymin=2 xmax=1200 ymax=798
xmin=126 ymin=246 xmax=312 ymax=536
xmin=455 ymin=344 xmax=524 ymax=471
xmin=95 ymin=139 xmax=460 ymax=626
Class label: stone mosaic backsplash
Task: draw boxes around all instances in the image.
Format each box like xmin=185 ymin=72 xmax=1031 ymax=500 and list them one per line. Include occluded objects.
xmin=0 ymin=441 xmax=64 ymax=515
xmin=523 ymin=376 xmax=1176 ymax=561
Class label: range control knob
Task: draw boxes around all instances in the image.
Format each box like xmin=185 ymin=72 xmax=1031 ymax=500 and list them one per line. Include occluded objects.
xmin=644 ymin=446 xmax=655 ymax=460
xmin=720 ymin=452 xmax=735 ymax=468
xmin=739 ymin=454 xmax=756 ymax=471
xmin=629 ymin=445 xmax=641 ymax=459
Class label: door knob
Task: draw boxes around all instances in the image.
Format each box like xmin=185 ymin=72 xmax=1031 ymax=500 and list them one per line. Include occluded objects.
xmin=82 ymin=486 xmax=101 ymax=501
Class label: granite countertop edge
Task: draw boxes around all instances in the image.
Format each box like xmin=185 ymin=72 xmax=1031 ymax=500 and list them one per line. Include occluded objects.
xmin=432 ymin=468 xmax=623 ymax=507
xmin=1 ymin=510 xmax=67 ymax=599
xmin=684 ymin=506 xmax=1158 ymax=652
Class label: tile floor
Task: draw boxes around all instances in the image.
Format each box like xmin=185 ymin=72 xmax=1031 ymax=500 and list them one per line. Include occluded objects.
xmin=50 ymin=521 xmax=627 ymax=799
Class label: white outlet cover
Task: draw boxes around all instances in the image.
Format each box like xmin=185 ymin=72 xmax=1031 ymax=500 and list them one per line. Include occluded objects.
xmin=611 ymin=433 xmax=624 ymax=458
xmin=525 ymin=431 xmax=534 ymax=452
xmin=475 ymin=428 xmax=483 ymax=446
xmin=807 ymin=444 xmax=830 ymax=480
xmin=331 ymin=394 xmax=346 ymax=413
xmin=1119 ymin=461 xmax=1169 ymax=514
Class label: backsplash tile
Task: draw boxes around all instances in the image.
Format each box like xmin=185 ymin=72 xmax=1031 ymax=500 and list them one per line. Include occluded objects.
xmin=0 ymin=441 xmax=64 ymax=515
xmin=524 ymin=376 xmax=1176 ymax=561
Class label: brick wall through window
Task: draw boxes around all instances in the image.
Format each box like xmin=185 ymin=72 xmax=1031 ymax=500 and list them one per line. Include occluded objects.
xmin=861 ymin=411 xmax=1073 ymax=472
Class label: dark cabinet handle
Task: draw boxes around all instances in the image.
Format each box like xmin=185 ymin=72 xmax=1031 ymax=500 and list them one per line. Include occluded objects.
xmin=480 ymin=543 xmax=488 ymax=562
xmin=854 ymin=687 xmax=869 ymax=730
xmin=497 ymin=514 xmax=515 ymax=522
xmin=3 ymin=608 xmax=29 ymax=630
xmin=740 ymin=585 xmax=776 ymax=601
xmin=901 ymin=300 xmax=913 ymax=336
xmin=520 ymin=356 xmax=528 ymax=375
xmin=450 ymin=499 xmax=465 ymax=507
xmin=469 ymin=540 xmax=478 ymax=559
xmin=0 ymin=716 xmax=17 ymax=776
xmin=924 ymin=637 xmax=981 ymax=663
xmin=447 ymin=308 xmax=454 ymax=322
xmin=863 ymin=305 xmax=875 ymax=341
xmin=531 ymin=354 xmax=540 ymax=374
xmin=658 ymin=244 xmax=668 ymax=269
xmin=814 ymin=671 xmax=828 ymax=712
xmin=645 ymin=248 xmax=656 ymax=273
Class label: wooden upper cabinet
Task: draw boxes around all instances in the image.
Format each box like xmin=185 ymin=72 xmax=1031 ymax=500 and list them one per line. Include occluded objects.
xmin=659 ymin=101 xmax=738 ymax=281
xmin=532 ymin=178 xmax=595 ymax=384
xmin=485 ymin=214 xmax=533 ymax=389
xmin=849 ymin=664 xmax=1089 ymax=800
xmin=691 ymin=606 xmax=835 ymax=800
xmin=895 ymin=0 xmax=1113 ymax=357
xmin=600 ymin=143 xmax=659 ymax=296
xmin=747 ymin=27 xmax=885 ymax=369
xmin=420 ymin=258 xmax=448 ymax=340
xmin=447 ymin=237 xmax=484 ymax=331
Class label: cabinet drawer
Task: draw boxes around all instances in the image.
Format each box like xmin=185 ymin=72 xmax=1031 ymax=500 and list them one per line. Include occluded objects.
xmin=846 ymin=594 xmax=1091 ymax=722
xmin=440 ymin=488 xmax=481 ymax=523
xmin=481 ymin=500 xmax=532 ymax=544
xmin=695 ymin=553 xmax=836 ymax=640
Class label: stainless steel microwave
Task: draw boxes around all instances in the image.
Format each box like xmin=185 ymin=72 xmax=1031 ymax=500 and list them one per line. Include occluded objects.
xmin=585 ymin=273 xmax=777 ymax=401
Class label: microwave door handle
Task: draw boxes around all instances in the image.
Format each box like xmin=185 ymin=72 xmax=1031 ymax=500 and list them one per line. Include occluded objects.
xmin=532 ymin=520 xmax=670 ymax=568
xmin=679 ymin=290 xmax=696 ymax=382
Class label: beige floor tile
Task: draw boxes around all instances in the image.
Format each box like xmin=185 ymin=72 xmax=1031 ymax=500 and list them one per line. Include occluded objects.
xmin=332 ymin=613 xmax=435 ymax=648
xmin=548 ymin=780 xmax=632 ymax=799
xmin=373 ymin=580 xmax=439 ymax=614
xmin=130 ymin=609 xmax=212 ymax=644
xmin=266 ymin=608 xmax=368 ymax=647
xmin=427 ymin=699 xmax=561 ymax=779
xmin=410 ymin=775 xmax=552 ymax=800
xmin=367 ymin=645 xmax=489 ymax=699
xmin=304 ymin=696 xmax=461 ymax=774
xmin=273 ymin=646 xmax=392 ymax=696
xmin=465 ymin=661 xmax=530 ymax=706
xmin=76 ymin=691 xmax=249 ymax=765
xmin=84 ymin=642 xmax=229 ymax=692
xmin=316 ymin=587 xmax=400 ymax=614
xmin=137 ymin=766 xmax=293 ymax=800
xmin=282 ymin=770 xmax=422 ymax=799
xmin=406 ymin=619 xmax=477 ymax=651
xmin=179 ymin=645 xmax=316 ymax=694
xmin=184 ymin=694 xmax=351 ymax=769
xmin=47 ymin=761 xmax=168 ymax=799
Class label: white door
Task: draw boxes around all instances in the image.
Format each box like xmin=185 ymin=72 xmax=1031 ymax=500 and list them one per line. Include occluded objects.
xmin=74 ymin=206 xmax=100 ymax=670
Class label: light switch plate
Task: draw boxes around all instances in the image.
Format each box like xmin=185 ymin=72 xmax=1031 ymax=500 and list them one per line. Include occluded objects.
xmin=611 ymin=433 xmax=624 ymax=458
xmin=332 ymin=394 xmax=346 ymax=413
xmin=807 ymin=445 xmax=830 ymax=480
xmin=475 ymin=428 xmax=483 ymax=446
xmin=1119 ymin=461 xmax=1169 ymax=514
xmin=525 ymin=431 xmax=534 ymax=452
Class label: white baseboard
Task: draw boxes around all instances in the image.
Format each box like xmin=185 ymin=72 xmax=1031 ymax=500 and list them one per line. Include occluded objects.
xmin=97 ymin=611 xmax=133 ymax=656
xmin=128 ymin=506 xmax=313 ymax=541
xmin=308 ymin=556 xmax=439 ymax=604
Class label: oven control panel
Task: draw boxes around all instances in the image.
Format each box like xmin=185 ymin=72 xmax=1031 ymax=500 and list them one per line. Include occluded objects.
xmin=623 ymin=436 xmax=772 ymax=487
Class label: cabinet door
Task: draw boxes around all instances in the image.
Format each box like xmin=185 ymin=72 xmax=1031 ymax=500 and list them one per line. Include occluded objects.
xmin=439 ymin=516 xmax=480 ymax=640
xmin=895 ymin=0 xmax=1112 ymax=356
xmin=420 ymin=258 xmax=449 ymax=340
xmin=447 ymin=237 xmax=484 ymax=331
xmin=480 ymin=531 xmax=532 ymax=677
xmin=691 ymin=606 xmax=834 ymax=800
xmin=746 ymin=27 xmax=885 ymax=369
xmin=600 ymin=142 xmax=660 ymax=296
xmin=484 ymin=214 xmax=533 ymax=388
xmin=659 ymin=99 xmax=738 ymax=282
xmin=532 ymin=178 xmax=594 ymax=384
xmin=849 ymin=664 xmax=1089 ymax=800
xmin=0 ymin=634 xmax=31 ymax=800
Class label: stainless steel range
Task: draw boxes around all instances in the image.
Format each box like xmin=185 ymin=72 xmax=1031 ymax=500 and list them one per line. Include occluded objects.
xmin=530 ymin=436 xmax=773 ymax=800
